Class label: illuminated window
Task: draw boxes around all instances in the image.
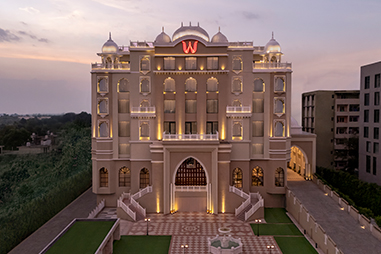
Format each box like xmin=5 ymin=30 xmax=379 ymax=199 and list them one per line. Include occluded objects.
xmin=206 ymin=122 xmax=218 ymax=134
xmin=98 ymin=78 xmax=108 ymax=93
xmin=252 ymin=166 xmax=264 ymax=186
xmin=274 ymin=121 xmax=284 ymax=137
xmin=252 ymin=121 xmax=264 ymax=137
xmin=233 ymin=122 xmax=242 ymax=137
xmin=207 ymin=57 xmax=218 ymax=70
xmin=185 ymin=122 xmax=197 ymax=134
xmin=98 ymin=100 xmax=108 ymax=114
xmin=275 ymin=77 xmax=285 ymax=92
xmin=164 ymin=100 xmax=176 ymax=113
xmin=232 ymin=56 xmax=242 ymax=71
xmin=252 ymin=99 xmax=264 ymax=113
xmin=140 ymin=122 xmax=149 ymax=138
xmin=119 ymin=167 xmax=130 ymax=187
xmin=140 ymin=56 xmax=150 ymax=71
xmin=164 ymin=77 xmax=175 ymax=92
xmin=164 ymin=57 xmax=175 ymax=70
xmin=254 ymin=79 xmax=264 ymax=92
xmin=118 ymin=99 xmax=130 ymax=113
xmin=175 ymin=158 xmax=206 ymax=186
xmin=100 ymin=167 xmax=108 ymax=187
xmin=185 ymin=77 xmax=197 ymax=92
xmin=164 ymin=121 xmax=176 ymax=134
xmin=206 ymin=77 xmax=218 ymax=92
xmin=232 ymin=168 xmax=243 ymax=188
xmin=98 ymin=122 xmax=108 ymax=137
xmin=274 ymin=98 xmax=285 ymax=114
xmin=118 ymin=79 xmax=129 ymax=92
xmin=206 ymin=99 xmax=218 ymax=113
xmin=185 ymin=100 xmax=197 ymax=113
xmin=118 ymin=121 xmax=130 ymax=137
xmin=185 ymin=57 xmax=197 ymax=70
xmin=232 ymin=77 xmax=242 ymax=93
xmin=275 ymin=167 xmax=284 ymax=187
xmin=140 ymin=168 xmax=150 ymax=188
xmin=140 ymin=78 xmax=150 ymax=93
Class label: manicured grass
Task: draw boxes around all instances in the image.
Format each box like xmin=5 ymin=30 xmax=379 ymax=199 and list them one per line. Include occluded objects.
xmin=113 ymin=235 xmax=171 ymax=254
xmin=46 ymin=221 xmax=115 ymax=254
xmin=275 ymin=237 xmax=318 ymax=254
xmin=251 ymin=223 xmax=302 ymax=236
xmin=265 ymin=208 xmax=293 ymax=223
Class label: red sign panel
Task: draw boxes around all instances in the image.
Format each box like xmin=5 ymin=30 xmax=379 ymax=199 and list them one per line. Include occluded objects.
xmin=182 ymin=41 xmax=198 ymax=54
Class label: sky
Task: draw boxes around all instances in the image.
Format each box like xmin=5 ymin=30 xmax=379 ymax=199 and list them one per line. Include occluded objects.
xmin=0 ymin=0 xmax=381 ymax=123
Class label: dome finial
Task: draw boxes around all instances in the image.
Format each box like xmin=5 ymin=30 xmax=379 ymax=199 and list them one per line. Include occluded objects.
xmin=218 ymin=26 xmax=220 ymax=32
xmin=198 ymin=22 xmax=199 ymax=27
xmin=189 ymin=21 xmax=191 ymax=26
xmin=162 ymin=26 xmax=164 ymax=32
xmin=181 ymin=22 xmax=183 ymax=27
xmin=109 ymin=32 xmax=111 ymax=40
xmin=272 ymin=31 xmax=274 ymax=39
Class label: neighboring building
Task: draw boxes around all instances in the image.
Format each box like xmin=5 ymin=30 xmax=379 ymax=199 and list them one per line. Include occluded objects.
xmin=302 ymin=90 xmax=359 ymax=170
xmin=91 ymin=23 xmax=315 ymax=216
xmin=359 ymin=61 xmax=381 ymax=185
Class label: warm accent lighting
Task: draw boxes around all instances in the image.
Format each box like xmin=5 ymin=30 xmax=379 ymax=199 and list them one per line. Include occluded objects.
xmin=178 ymin=66 xmax=182 ymax=70
xmin=324 ymin=193 xmax=328 ymax=196
xmin=157 ymin=66 xmax=161 ymax=70
xmin=340 ymin=207 xmax=344 ymax=211
xmin=361 ymin=225 xmax=365 ymax=229
xmin=182 ymin=40 xmax=198 ymax=54
xmin=221 ymin=66 xmax=225 ymax=70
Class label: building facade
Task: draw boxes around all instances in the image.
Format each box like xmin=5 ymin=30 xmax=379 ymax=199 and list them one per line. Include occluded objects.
xmin=302 ymin=90 xmax=359 ymax=170
xmin=91 ymin=23 xmax=315 ymax=216
xmin=359 ymin=61 xmax=381 ymax=185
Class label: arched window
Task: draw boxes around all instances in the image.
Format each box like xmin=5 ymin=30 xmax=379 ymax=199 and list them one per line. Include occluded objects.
xmin=119 ymin=167 xmax=130 ymax=187
xmin=140 ymin=78 xmax=150 ymax=93
xmin=140 ymin=57 xmax=150 ymax=71
xmin=275 ymin=77 xmax=285 ymax=92
xmin=274 ymin=99 xmax=285 ymax=114
xmin=105 ymin=57 xmax=112 ymax=69
xmin=164 ymin=77 xmax=175 ymax=92
xmin=274 ymin=121 xmax=284 ymax=137
xmin=100 ymin=167 xmax=108 ymax=187
xmin=140 ymin=122 xmax=149 ymax=138
xmin=271 ymin=56 xmax=277 ymax=63
xmin=118 ymin=79 xmax=129 ymax=92
xmin=206 ymin=77 xmax=218 ymax=92
xmin=175 ymin=158 xmax=206 ymax=186
xmin=275 ymin=167 xmax=284 ymax=187
xmin=140 ymin=168 xmax=149 ymax=188
xmin=232 ymin=78 xmax=242 ymax=93
xmin=232 ymin=99 xmax=242 ymax=107
xmin=98 ymin=78 xmax=108 ymax=93
xmin=233 ymin=122 xmax=242 ymax=137
xmin=140 ymin=99 xmax=149 ymax=107
xmin=232 ymin=56 xmax=242 ymax=71
xmin=252 ymin=166 xmax=264 ymax=186
xmin=185 ymin=77 xmax=197 ymax=92
xmin=254 ymin=79 xmax=264 ymax=92
xmin=98 ymin=122 xmax=108 ymax=137
xmin=232 ymin=168 xmax=243 ymax=188
xmin=98 ymin=100 xmax=107 ymax=114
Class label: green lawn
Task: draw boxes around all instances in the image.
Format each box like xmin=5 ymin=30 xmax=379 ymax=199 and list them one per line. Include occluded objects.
xmin=46 ymin=221 xmax=115 ymax=254
xmin=251 ymin=223 xmax=302 ymax=236
xmin=265 ymin=208 xmax=293 ymax=223
xmin=113 ymin=236 xmax=171 ymax=254
xmin=275 ymin=237 xmax=318 ymax=254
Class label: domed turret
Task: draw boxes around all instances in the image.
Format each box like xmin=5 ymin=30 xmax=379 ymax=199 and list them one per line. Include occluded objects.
xmin=172 ymin=22 xmax=209 ymax=42
xmin=102 ymin=32 xmax=119 ymax=53
xmin=265 ymin=32 xmax=281 ymax=53
xmin=155 ymin=27 xmax=171 ymax=44
xmin=211 ymin=27 xmax=228 ymax=43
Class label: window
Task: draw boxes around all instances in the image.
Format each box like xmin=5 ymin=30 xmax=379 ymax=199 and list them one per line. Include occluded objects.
xmin=98 ymin=99 xmax=108 ymax=114
xmin=98 ymin=78 xmax=108 ymax=93
xmin=164 ymin=121 xmax=176 ymax=134
xmin=364 ymin=110 xmax=369 ymax=122
xmin=365 ymin=76 xmax=370 ymax=89
xmin=164 ymin=77 xmax=175 ymax=92
xmin=373 ymin=157 xmax=377 ymax=175
xmin=140 ymin=122 xmax=149 ymax=138
xmin=349 ymin=116 xmax=358 ymax=122
xmin=336 ymin=127 xmax=347 ymax=134
xmin=374 ymin=127 xmax=379 ymax=139
xmin=185 ymin=57 xmax=197 ymax=70
xmin=185 ymin=100 xmax=197 ymax=113
xmin=374 ymin=143 xmax=379 ymax=153
xmin=366 ymin=141 xmax=371 ymax=152
xmin=254 ymin=79 xmax=264 ymax=92
xmin=185 ymin=122 xmax=197 ymax=134
xmin=337 ymin=116 xmax=346 ymax=123
xmin=140 ymin=78 xmax=150 ymax=93
xmin=140 ymin=57 xmax=150 ymax=71
xmin=232 ymin=168 xmax=243 ymax=188
xmin=274 ymin=98 xmax=285 ymax=114
xmin=164 ymin=57 xmax=175 ymax=70
xmin=119 ymin=167 xmax=130 ymax=187
xmin=206 ymin=122 xmax=218 ymax=134
xmin=252 ymin=166 xmax=264 ymax=186
xmin=375 ymin=109 xmax=380 ymax=123
xmin=364 ymin=93 xmax=370 ymax=106
xmin=118 ymin=99 xmax=130 ymax=113
xmin=164 ymin=100 xmax=176 ymax=113
xmin=206 ymin=77 xmax=218 ymax=92
xmin=252 ymin=121 xmax=264 ymax=137
xmin=185 ymin=77 xmax=197 ymax=92
xmin=100 ymin=168 xmax=108 ymax=187
xmin=337 ymin=105 xmax=346 ymax=112
xmin=233 ymin=122 xmax=242 ymax=137
xmin=275 ymin=168 xmax=284 ymax=187
xmin=119 ymin=121 xmax=130 ymax=137
xmin=140 ymin=168 xmax=149 ymax=188
xmin=375 ymin=92 xmax=380 ymax=106
xmin=336 ymin=139 xmax=345 ymax=145
xmin=118 ymin=79 xmax=129 ymax=92
xmin=275 ymin=78 xmax=285 ymax=92
xmin=232 ymin=56 xmax=242 ymax=71
xmin=274 ymin=121 xmax=284 ymax=137
xmin=252 ymin=99 xmax=264 ymax=113
xmin=375 ymin=74 xmax=380 ymax=88
xmin=207 ymin=57 xmax=218 ymax=70
xmin=175 ymin=158 xmax=206 ymax=186
xmin=364 ymin=127 xmax=369 ymax=138
xmin=366 ymin=155 xmax=371 ymax=173
xmin=232 ymin=77 xmax=242 ymax=93
xmin=206 ymin=99 xmax=218 ymax=113
xmin=349 ymin=104 xmax=359 ymax=112
xmin=348 ymin=127 xmax=359 ymax=134
xmin=99 ymin=122 xmax=108 ymax=137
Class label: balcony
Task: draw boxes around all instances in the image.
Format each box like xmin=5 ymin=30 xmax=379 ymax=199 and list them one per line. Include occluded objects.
xmin=131 ymin=106 xmax=156 ymax=118
xmin=253 ymin=62 xmax=292 ymax=72
xmin=163 ymin=132 xmax=219 ymax=141
xmin=226 ymin=106 xmax=252 ymax=118
xmin=91 ymin=63 xmax=130 ymax=71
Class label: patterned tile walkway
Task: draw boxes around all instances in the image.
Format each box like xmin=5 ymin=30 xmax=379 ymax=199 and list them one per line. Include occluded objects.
xmin=123 ymin=212 xmax=282 ymax=254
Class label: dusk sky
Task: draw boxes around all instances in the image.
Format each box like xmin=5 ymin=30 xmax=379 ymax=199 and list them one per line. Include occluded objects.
xmin=1 ymin=0 xmax=381 ymax=123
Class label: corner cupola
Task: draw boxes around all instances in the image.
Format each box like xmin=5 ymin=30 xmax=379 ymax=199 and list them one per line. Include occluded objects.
xmin=102 ymin=32 xmax=119 ymax=53
xmin=211 ymin=27 xmax=228 ymax=43
xmin=155 ymin=27 xmax=171 ymax=44
xmin=265 ymin=32 xmax=281 ymax=53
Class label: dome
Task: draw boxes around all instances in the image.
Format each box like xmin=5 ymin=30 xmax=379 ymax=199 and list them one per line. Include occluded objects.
xmin=172 ymin=22 xmax=209 ymax=42
xmin=155 ymin=27 xmax=171 ymax=44
xmin=290 ymin=117 xmax=303 ymax=135
xmin=102 ymin=33 xmax=119 ymax=53
xmin=265 ymin=33 xmax=281 ymax=53
xmin=211 ymin=28 xmax=228 ymax=43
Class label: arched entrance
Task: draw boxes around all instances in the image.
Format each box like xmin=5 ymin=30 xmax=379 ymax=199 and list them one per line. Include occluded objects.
xmin=171 ymin=157 xmax=211 ymax=212
xmin=289 ymin=146 xmax=310 ymax=178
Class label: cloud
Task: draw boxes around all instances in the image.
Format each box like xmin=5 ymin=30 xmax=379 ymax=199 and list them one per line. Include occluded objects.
xmin=18 ymin=31 xmax=50 ymax=43
xmin=0 ymin=29 xmax=21 ymax=42
xmin=19 ymin=7 xmax=40 ymax=14
xmin=242 ymin=11 xmax=259 ymax=20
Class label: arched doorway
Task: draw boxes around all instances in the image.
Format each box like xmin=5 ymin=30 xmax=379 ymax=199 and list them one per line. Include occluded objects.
xmin=290 ymin=146 xmax=310 ymax=177
xmin=171 ymin=157 xmax=210 ymax=212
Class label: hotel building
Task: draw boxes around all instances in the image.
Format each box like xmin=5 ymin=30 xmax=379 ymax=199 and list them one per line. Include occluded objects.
xmin=91 ymin=23 xmax=315 ymax=219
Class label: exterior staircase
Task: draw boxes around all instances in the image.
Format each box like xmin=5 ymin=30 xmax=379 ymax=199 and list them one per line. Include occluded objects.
xmin=117 ymin=185 xmax=152 ymax=221
xmin=229 ymin=186 xmax=264 ymax=221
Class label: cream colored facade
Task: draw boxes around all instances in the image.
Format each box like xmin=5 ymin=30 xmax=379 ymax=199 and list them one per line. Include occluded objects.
xmin=91 ymin=24 xmax=315 ymax=215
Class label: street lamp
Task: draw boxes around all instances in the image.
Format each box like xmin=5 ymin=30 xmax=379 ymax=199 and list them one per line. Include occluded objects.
xmin=255 ymin=219 xmax=261 ymax=237
xmin=181 ymin=244 xmax=189 ymax=254
xmin=145 ymin=218 xmax=151 ymax=235
xmin=267 ymin=245 xmax=275 ymax=253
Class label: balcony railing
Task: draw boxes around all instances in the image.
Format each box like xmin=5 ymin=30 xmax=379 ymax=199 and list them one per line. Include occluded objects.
xmin=163 ymin=132 xmax=219 ymax=141
xmin=174 ymin=186 xmax=207 ymax=192
xmin=91 ymin=63 xmax=131 ymax=70
xmin=226 ymin=106 xmax=252 ymax=118
xmin=253 ymin=62 xmax=292 ymax=70
xmin=131 ymin=106 xmax=156 ymax=118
